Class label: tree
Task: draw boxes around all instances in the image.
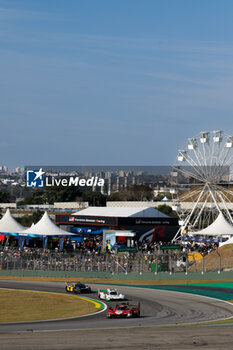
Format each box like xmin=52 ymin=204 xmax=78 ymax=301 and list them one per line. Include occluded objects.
xmin=17 ymin=190 xmax=44 ymax=205
xmin=155 ymin=192 xmax=172 ymax=201
xmin=42 ymin=185 xmax=83 ymax=204
xmin=157 ymin=204 xmax=177 ymax=217
xmin=17 ymin=210 xmax=44 ymax=227
xmin=0 ymin=191 xmax=11 ymax=203
xmin=82 ymin=190 xmax=106 ymax=206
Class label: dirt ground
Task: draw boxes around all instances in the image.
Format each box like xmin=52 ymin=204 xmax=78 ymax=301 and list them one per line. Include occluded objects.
xmin=189 ymin=244 xmax=233 ymax=272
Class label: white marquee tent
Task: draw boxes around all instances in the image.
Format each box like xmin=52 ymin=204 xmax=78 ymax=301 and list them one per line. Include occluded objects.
xmin=0 ymin=209 xmax=25 ymax=234
xmin=20 ymin=212 xmax=73 ymax=236
xmin=220 ymin=236 xmax=233 ymax=247
xmin=189 ymin=212 xmax=233 ymax=237
xmin=18 ymin=223 xmax=35 ymax=237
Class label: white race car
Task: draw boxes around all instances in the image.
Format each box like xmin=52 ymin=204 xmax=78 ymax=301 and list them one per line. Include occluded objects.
xmin=98 ymin=288 xmax=125 ymax=301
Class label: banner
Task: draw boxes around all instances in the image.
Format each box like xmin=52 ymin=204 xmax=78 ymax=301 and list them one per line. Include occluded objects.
xmin=60 ymin=237 xmax=64 ymax=250
xmin=182 ymin=236 xmax=225 ymax=243
xmin=43 ymin=236 xmax=48 ymax=249
xmin=18 ymin=237 xmax=25 ymax=249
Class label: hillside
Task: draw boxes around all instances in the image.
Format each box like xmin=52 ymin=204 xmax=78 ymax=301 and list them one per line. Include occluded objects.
xmin=189 ymin=244 xmax=233 ymax=272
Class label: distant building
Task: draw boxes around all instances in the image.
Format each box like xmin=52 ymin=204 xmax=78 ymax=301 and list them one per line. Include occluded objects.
xmin=0 ymin=165 xmax=8 ymax=172
xmin=56 ymin=206 xmax=179 ymax=243
xmin=15 ymin=167 xmax=24 ymax=173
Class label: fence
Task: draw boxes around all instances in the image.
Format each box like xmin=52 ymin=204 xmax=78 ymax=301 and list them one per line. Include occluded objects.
xmin=0 ymin=248 xmax=192 ymax=274
xmin=188 ymin=251 xmax=226 ymax=274
xmin=1 ymin=247 xmax=230 ymax=275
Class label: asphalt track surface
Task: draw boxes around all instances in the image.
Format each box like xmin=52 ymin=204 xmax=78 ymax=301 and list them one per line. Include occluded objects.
xmin=1 ymin=280 xmax=233 ymax=349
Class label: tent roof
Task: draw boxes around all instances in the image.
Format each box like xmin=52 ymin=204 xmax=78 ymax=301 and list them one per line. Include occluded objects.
xmin=220 ymin=236 xmax=233 ymax=247
xmin=0 ymin=209 xmax=25 ymax=233
xmin=73 ymin=206 xmax=168 ymax=218
xmin=190 ymin=212 xmax=233 ymax=236
xmin=18 ymin=223 xmax=35 ymax=236
xmin=21 ymin=212 xmax=73 ymax=236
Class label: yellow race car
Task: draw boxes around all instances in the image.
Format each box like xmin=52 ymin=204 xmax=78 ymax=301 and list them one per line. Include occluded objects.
xmin=65 ymin=282 xmax=92 ymax=294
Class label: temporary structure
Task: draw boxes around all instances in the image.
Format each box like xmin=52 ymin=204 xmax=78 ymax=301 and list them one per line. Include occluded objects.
xmin=189 ymin=212 xmax=233 ymax=237
xmin=21 ymin=212 xmax=73 ymax=236
xmin=72 ymin=206 xmax=169 ymax=218
xmin=0 ymin=209 xmax=25 ymax=234
xmin=220 ymin=236 xmax=233 ymax=247
xmin=18 ymin=223 xmax=36 ymax=237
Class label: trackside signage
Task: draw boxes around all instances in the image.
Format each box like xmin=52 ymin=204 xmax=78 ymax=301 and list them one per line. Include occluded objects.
xmin=56 ymin=215 xmax=117 ymax=226
xmin=26 ymin=168 xmax=105 ymax=188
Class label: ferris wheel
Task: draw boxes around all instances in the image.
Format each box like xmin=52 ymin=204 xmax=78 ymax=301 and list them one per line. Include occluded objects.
xmin=171 ymin=130 xmax=233 ymax=241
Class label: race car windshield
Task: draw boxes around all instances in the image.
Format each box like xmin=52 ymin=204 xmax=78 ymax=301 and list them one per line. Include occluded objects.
xmin=117 ymin=306 xmax=128 ymax=310
xmin=110 ymin=292 xmax=118 ymax=295
xmin=76 ymin=284 xmax=85 ymax=288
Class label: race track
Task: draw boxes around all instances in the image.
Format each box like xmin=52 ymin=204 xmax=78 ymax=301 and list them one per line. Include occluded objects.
xmin=0 ymin=280 xmax=233 ymax=333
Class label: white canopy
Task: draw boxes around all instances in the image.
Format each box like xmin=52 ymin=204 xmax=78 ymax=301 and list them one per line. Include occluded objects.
xmin=190 ymin=212 xmax=233 ymax=236
xmin=0 ymin=209 xmax=25 ymax=233
xmin=18 ymin=223 xmax=35 ymax=236
xmin=73 ymin=206 xmax=168 ymax=218
xmin=220 ymin=236 xmax=233 ymax=247
xmin=21 ymin=212 xmax=72 ymax=236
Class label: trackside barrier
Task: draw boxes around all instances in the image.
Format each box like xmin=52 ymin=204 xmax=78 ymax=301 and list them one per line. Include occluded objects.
xmin=0 ymin=248 xmax=225 ymax=275
xmin=0 ymin=252 xmax=189 ymax=273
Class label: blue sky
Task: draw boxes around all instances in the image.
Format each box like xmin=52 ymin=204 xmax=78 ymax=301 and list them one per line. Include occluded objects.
xmin=1 ymin=0 xmax=233 ymax=169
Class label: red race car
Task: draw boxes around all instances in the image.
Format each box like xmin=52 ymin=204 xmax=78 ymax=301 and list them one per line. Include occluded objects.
xmin=106 ymin=303 xmax=140 ymax=318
